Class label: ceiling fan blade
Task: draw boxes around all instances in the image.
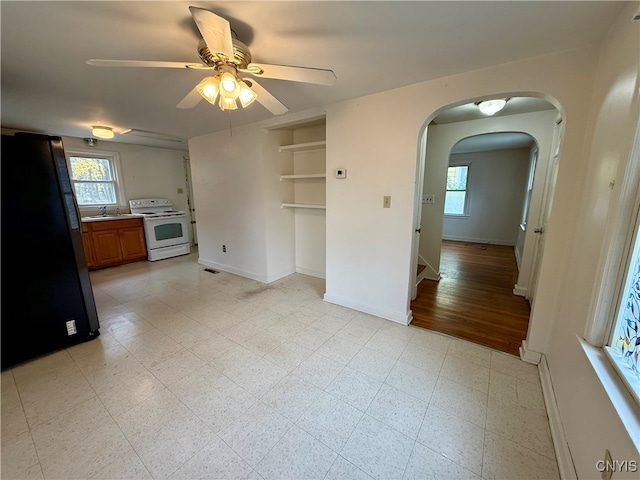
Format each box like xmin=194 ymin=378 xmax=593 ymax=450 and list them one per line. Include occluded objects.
xmin=87 ymin=59 xmax=210 ymax=69
xmin=244 ymin=63 xmax=336 ymax=86
xmin=189 ymin=6 xmax=234 ymax=60
xmin=246 ymin=79 xmax=288 ymax=116
xmin=176 ymin=87 xmax=204 ymax=109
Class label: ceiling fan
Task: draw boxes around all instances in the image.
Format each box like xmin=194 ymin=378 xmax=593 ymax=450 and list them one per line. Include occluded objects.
xmin=87 ymin=6 xmax=336 ymax=116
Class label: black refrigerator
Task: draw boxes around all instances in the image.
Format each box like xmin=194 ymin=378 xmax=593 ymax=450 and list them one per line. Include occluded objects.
xmin=1 ymin=133 xmax=100 ymax=369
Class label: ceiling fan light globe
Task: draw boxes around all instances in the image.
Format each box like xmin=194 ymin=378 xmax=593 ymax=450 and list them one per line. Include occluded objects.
xmin=219 ymin=96 xmax=238 ymax=111
xmin=238 ymin=81 xmax=258 ymax=108
xmin=219 ymin=72 xmax=240 ymax=98
xmin=196 ymin=76 xmax=219 ymax=104
xmin=478 ymin=99 xmax=507 ymax=116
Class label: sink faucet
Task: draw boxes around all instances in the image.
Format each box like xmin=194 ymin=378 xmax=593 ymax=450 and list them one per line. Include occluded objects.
xmin=116 ymin=207 xmax=121 ymax=216
xmin=99 ymin=205 xmax=107 ymax=216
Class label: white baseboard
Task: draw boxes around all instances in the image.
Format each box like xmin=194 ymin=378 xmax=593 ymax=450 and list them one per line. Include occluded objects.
xmin=539 ymin=355 xmax=578 ymax=480
xmin=197 ymin=259 xmax=273 ymax=283
xmin=323 ymin=294 xmax=411 ymax=325
xmin=423 ymin=274 xmax=441 ymax=281
xmin=519 ymin=340 xmax=542 ymax=364
xmin=266 ymin=268 xmax=297 ymax=283
xmin=442 ymin=235 xmax=515 ymax=246
xmin=513 ymin=284 xmax=527 ymax=297
xmin=418 ymin=263 xmax=441 ymax=283
xmin=197 ymin=259 xmax=301 ymax=284
xmin=295 ymin=267 xmax=326 ymax=279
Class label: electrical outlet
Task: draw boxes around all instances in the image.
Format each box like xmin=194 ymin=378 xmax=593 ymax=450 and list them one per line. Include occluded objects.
xmin=222 ymin=245 xmax=226 ymax=253
xmin=423 ymin=194 xmax=435 ymax=204
xmin=383 ymin=196 xmax=391 ymax=208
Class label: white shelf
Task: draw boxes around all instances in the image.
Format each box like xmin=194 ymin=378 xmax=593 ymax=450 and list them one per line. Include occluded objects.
xmin=281 ymin=203 xmax=326 ymax=210
xmin=279 ymin=140 xmax=326 ymax=153
xmin=280 ymin=173 xmax=326 ymax=181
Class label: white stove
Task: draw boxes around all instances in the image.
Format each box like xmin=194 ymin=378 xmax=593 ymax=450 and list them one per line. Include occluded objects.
xmin=129 ymin=198 xmax=184 ymax=216
xmin=129 ymin=198 xmax=191 ymax=261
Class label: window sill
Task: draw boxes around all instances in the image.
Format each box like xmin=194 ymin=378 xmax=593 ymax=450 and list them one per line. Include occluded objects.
xmin=79 ymin=204 xmax=127 ymax=211
xmin=578 ymin=335 xmax=640 ymax=452
xmin=444 ymin=214 xmax=470 ymax=218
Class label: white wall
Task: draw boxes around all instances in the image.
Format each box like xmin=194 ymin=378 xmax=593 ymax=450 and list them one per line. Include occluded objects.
xmin=292 ymin=124 xmax=326 ymax=278
xmin=189 ymin=126 xmax=270 ymax=281
xmin=265 ymin=130 xmax=297 ymax=282
xmin=188 ymin=125 xmax=297 ymax=283
xmin=541 ymin=4 xmax=640 ymax=478
xmin=418 ymin=111 xmax=557 ymax=284
xmin=442 ymin=148 xmax=529 ymax=245
xmin=294 ymin=208 xmax=326 ymax=278
xmin=61 ymin=136 xmax=189 ymax=216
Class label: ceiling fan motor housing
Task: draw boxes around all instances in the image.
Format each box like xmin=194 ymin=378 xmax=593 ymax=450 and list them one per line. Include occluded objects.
xmin=197 ymin=38 xmax=252 ymax=70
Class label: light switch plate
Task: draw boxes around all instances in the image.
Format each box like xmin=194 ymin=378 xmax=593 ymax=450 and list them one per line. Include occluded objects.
xmin=336 ymin=168 xmax=347 ymax=179
xmin=423 ymin=194 xmax=434 ymax=204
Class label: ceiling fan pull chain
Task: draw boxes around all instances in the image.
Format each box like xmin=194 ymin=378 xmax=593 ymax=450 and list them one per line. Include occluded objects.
xmin=228 ymin=111 xmax=233 ymax=137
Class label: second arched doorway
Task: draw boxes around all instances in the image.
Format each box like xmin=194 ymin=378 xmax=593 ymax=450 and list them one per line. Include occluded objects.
xmin=410 ymin=96 xmax=563 ymax=355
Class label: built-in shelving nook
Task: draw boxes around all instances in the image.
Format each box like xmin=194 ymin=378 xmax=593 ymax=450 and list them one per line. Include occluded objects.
xmin=274 ymin=117 xmax=326 ymax=279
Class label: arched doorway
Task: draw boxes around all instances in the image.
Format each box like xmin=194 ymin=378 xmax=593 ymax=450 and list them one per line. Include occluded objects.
xmin=409 ymin=95 xmax=564 ymax=356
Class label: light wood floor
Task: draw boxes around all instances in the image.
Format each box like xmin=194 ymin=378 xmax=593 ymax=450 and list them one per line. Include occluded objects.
xmin=411 ymin=240 xmax=530 ymax=356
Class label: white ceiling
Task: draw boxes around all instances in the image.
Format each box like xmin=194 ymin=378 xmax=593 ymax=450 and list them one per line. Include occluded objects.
xmin=432 ymin=97 xmax=555 ymax=125
xmin=0 ymin=1 xmax=628 ymax=151
xmin=451 ymin=131 xmax=535 ymax=154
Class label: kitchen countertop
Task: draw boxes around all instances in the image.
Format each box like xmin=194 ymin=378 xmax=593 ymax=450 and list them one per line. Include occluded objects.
xmin=81 ymin=213 xmax=143 ymax=223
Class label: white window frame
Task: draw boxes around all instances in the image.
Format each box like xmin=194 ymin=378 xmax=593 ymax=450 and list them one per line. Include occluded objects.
xmin=604 ymin=206 xmax=640 ymax=405
xmin=444 ymin=163 xmax=471 ymax=217
xmin=65 ymin=149 xmax=126 ymax=211
xmin=582 ymin=119 xmax=640 ymax=449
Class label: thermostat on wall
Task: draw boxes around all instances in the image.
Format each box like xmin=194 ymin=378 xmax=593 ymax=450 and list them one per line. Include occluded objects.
xmin=335 ymin=168 xmax=347 ymax=179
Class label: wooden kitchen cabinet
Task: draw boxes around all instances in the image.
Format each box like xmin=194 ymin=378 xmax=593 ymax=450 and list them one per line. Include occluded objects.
xmin=92 ymin=229 xmax=123 ymax=266
xmin=119 ymin=225 xmax=147 ymax=261
xmin=81 ymin=223 xmax=96 ymax=268
xmin=82 ymin=217 xmax=147 ymax=270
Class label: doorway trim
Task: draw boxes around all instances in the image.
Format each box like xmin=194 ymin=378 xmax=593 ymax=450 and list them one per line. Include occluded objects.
xmin=183 ymin=156 xmax=198 ymax=246
xmin=408 ymin=92 xmax=566 ymax=360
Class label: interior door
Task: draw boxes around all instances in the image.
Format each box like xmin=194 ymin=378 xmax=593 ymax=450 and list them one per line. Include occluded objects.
xmin=184 ymin=157 xmax=198 ymax=245
xmin=527 ymin=117 xmax=563 ymax=302
xmin=411 ymin=133 xmax=428 ymax=301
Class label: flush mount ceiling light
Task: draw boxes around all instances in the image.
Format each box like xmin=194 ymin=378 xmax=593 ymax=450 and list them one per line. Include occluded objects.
xmin=91 ymin=126 xmax=114 ymax=139
xmin=477 ymin=99 xmax=508 ymax=116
